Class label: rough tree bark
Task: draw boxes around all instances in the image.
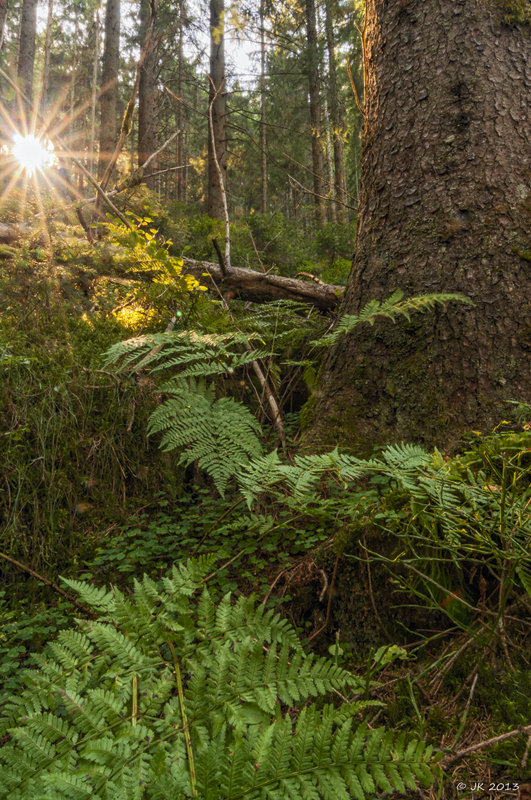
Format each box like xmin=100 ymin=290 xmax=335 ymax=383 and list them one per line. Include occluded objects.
xmin=17 ymin=0 xmax=37 ymax=103
xmin=138 ymin=0 xmax=157 ymax=187
xmin=307 ymin=0 xmax=531 ymax=454
xmin=304 ymin=0 xmax=327 ymax=226
xmin=207 ymin=0 xmax=227 ymax=219
xmin=98 ymin=0 xmax=120 ymax=180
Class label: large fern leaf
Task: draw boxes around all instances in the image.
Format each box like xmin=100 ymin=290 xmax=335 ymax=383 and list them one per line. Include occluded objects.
xmin=148 ymin=378 xmax=262 ymax=495
xmin=103 ymin=329 xmax=267 ymax=377
xmin=0 ymin=561 xmax=439 ymax=800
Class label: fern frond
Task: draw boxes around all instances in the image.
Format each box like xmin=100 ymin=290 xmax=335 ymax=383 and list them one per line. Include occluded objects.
xmin=0 ymin=561 xmax=437 ymax=800
xmin=148 ymin=378 xmax=262 ymax=495
xmin=104 ymin=330 xmax=265 ymax=379
xmin=380 ymin=442 xmax=430 ymax=471
xmin=58 ymin=579 xmax=115 ymax=614
xmin=315 ymin=291 xmax=472 ymax=347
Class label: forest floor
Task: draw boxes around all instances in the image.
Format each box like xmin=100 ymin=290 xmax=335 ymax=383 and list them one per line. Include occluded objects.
xmin=1 ymin=197 xmax=531 ymax=798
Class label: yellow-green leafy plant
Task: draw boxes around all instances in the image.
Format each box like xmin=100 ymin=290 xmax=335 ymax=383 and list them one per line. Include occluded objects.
xmin=104 ymin=212 xmax=207 ymax=313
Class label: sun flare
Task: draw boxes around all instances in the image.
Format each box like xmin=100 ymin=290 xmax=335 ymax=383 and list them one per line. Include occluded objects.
xmin=12 ymin=134 xmax=55 ymax=173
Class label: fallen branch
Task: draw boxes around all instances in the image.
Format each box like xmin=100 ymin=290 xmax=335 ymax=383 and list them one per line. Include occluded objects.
xmin=212 ymin=236 xmax=228 ymax=277
xmin=0 ymin=550 xmax=97 ymax=618
xmin=183 ymin=257 xmax=344 ymax=312
xmin=441 ymin=724 xmax=531 ymax=768
xmin=244 ymin=341 xmax=286 ymax=452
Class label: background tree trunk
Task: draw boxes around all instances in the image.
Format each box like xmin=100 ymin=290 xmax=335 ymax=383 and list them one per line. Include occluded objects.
xmin=260 ymin=0 xmax=267 ymax=214
xmin=17 ymin=0 xmax=37 ymax=103
xmin=323 ymin=94 xmax=336 ymax=224
xmin=307 ymin=0 xmax=531 ymax=454
xmin=138 ymin=0 xmax=157 ymax=187
xmin=40 ymin=0 xmax=53 ymax=108
xmin=207 ymin=0 xmax=227 ymax=219
xmin=304 ymin=0 xmax=326 ymax=226
xmin=176 ymin=0 xmax=184 ymax=200
xmin=98 ymin=0 xmax=120 ymax=180
xmin=0 ymin=0 xmax=8 ymax=51
xmin=89 ymin=9 xmax=99 ymax=178
xmin=324 ymin=0 xmax=348 ymax=224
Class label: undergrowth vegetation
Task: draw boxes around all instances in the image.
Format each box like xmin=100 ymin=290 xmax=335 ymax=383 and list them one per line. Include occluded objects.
xmin=1 ymin=191 xmax=531 ymax=794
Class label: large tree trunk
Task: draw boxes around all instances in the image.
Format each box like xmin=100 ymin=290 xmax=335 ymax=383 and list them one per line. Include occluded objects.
xmin=304 ymin=0 xmax=327 ymax=226
xmin=207 ymin=0 xmax=227 ymax=219
xmin=17 ymin=0 xmax=37 ymax=103
xmin=307 ymin=0 xmax=531 ymax=454
xmin=138 ymin=0 xmax=157 ymax=187
xmin=98 ymin=0 xmax=120 ymax=180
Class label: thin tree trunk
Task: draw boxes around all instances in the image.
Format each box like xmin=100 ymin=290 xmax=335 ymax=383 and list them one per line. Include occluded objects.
xmin=324 ymin=0 xmax=348 ymax=224
xmin=207 ymin=0 xmax=227 ymax=219
xmin=176 ymin=0 xmax=184 ymax=200
xmin=138 ymin=0 xmax=157 ymax=187
xmin=183 ymin=127 xmax=188 ymax=202
xmin=260 ymin=0 xmax=267 ymax=214
xmin=309 ymin=0 xmax=531 ymax=454
xmin=96 ymin=0 xmax=157 ymax=206
xmin=98 ymin=0 xmax=120 ymax=180
xmin=130 ymin=112 xmax=135 ymax=171
xmin=177 ymin=118 xmax=183 ymax=200
xmin=304 ymin=0 xmax=326 ymax=226
xmin=318 ymin=1 xmax=336 ymax=223
xmin=323 ymin=94 xmax=336 ymax=224
xmin=17 ymin=0 xmax=37 ymax=104
xmin=40 ymin=0 xmax=53 ymax=108
xmin=163 ymin=115 xmax=169 ymax=199
xmin=70 ymin=14 xmax=78 ymax=142
xmin=89 ymin=9 xmax=99 ymax=178
xmin=0 ymin=0 xmax=9 ymax=51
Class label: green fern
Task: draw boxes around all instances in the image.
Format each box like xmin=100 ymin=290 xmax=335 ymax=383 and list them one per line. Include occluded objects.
xmin=148 ymin=377 xmax=262 ymax=495
xmin=315 ymin=290 xmax=472 ymax=347
xmin=103 ymin=329 xmax=268 ymax=376
xmin=103 ymin=331 xmax=269 ymax=493
xmin=238 ymin=444 xmax=433 ymax=506
xmin=0 ymin=559 xmax=439 ymax=800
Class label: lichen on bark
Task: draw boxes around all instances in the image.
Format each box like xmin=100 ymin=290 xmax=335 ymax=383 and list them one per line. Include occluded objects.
xmin=489 ymin=0 xmax=531 ymax=26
